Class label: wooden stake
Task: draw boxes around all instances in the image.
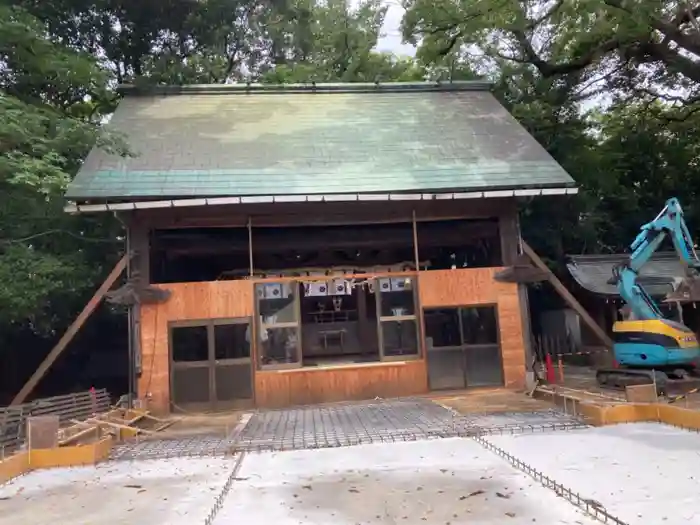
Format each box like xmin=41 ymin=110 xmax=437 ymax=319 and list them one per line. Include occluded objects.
xmin=522 ymin=241 xmax=614 ymax=349
xmin=557 ymin=357 xmax=565 ymax=383
xmin=10 ymin=254 xmax=129 ymax=406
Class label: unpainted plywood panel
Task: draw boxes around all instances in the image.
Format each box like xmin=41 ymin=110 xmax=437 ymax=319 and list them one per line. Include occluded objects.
xmin=138 ymin=280 xmax=254 ymax=413
xmin=255 ymin=360 xmax=428 ymax=409
xmin=418 ymin=269 xmax=526 ymax=389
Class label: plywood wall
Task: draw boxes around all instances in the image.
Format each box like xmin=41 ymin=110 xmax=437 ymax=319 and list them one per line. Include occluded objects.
xmin=255 ymin=360 xmax=427 ymax=408
xmin=138 ymin=280 xmax=254 ymax=413
xmin=418 ymin=268 xmax=527 ymax=389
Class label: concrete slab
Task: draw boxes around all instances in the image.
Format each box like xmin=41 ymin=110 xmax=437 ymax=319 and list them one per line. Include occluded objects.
xmin=0 ymin=456 xmax=235 ymax=525
xmin=213 ymin=437 xmax=599 ymax=525
xmin=488 ymin=423 xmax=700 ymax=525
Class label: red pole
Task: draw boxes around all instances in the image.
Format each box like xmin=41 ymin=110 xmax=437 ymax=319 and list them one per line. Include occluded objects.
xmin=545 ymin=353 xmax=556 ymax=383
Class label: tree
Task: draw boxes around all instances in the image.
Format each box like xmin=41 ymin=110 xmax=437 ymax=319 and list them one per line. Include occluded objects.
xmin=261 ymin=0 xmax=425 ymax=83
xmin=402 ymin=0 xmax=700 ymax=108
xmin=0 ymin=5 xmax=125 ymax=331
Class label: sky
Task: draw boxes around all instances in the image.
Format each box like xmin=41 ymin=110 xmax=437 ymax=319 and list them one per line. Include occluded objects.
xmin=368 ymin=0 xmax=417 ymax=57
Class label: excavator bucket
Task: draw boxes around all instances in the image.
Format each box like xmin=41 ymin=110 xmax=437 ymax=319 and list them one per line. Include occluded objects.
xmin=663 ymin=274 xmax=700 ymax=303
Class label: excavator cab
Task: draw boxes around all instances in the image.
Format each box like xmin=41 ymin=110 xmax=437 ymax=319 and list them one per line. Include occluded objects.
xmin=597 ymin=198 xmax=700 ymax=393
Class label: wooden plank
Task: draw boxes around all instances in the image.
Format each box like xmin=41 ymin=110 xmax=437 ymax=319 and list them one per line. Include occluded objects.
xmin=83 ymin=417 xmax=156 ymax=435
xmin=11 ymin=256 xmax=129 ymax=406
xmin=521 ymin=241 xmax=614 ymax=349
xmin=255 ymin=360 xmax=428 ymax=408
xmin=418 ymin=268 xmax=527 ymax=390
xmin=58 ymin=425 xmax=99 ymax=446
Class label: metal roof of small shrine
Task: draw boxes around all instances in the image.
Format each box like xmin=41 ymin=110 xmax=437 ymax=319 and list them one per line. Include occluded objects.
xmin=567 ymin=252 xmax=688 ymax=297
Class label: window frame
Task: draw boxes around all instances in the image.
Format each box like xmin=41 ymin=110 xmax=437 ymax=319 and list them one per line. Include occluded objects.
xmin=254 ymin=281 xmax=303 ymax=370
xmin=168 ymin=317 xmax=253 ymax=409
xmin=375 ymin=277 xmax=421 ymax=361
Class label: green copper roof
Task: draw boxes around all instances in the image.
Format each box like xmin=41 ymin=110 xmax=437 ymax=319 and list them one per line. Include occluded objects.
xmin=66 ymin=82 xmax=576 ymax=201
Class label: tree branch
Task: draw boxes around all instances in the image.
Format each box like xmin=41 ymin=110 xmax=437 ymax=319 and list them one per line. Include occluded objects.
xmin=603 ymin=0 xmax=700 ymax=55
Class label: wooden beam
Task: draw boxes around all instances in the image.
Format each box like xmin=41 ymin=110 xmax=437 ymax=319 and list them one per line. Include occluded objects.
xmin=136 ymin=199 xmax=509 ymax=229
xmin=522 ymin=241 xmax=614 ymax=350
xmin=10 ymin=255 xmax=129 ymax=406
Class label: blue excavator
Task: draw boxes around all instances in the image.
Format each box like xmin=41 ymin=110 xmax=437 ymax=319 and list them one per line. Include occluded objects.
xmin=596 ymin=198 xmax=700 ymax=393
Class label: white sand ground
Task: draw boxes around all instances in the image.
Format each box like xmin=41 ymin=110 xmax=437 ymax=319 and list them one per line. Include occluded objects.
xmin=0 ymin=456 xmax=234 ymax=525
xmin=488 ymin=422 xmax=700 ymax=525
xmin=213 ymin=437 xmax=600 ymax=525
xmin=2 ymin=424 xmax=690 ymax=525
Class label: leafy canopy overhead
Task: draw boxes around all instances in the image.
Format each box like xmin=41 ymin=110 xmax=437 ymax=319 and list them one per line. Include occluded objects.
xmin=403 ymin=0 xmax=700 ymax=106
xmin=4 ymin=0 xmax=700 ymax=339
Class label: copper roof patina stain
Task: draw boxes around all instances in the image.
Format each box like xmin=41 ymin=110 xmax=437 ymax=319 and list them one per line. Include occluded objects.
xmin=66 ymin=82 xmax=576 ymax=200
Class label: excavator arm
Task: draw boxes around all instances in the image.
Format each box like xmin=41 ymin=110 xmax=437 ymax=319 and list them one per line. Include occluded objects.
xmin=612 ymin=198 xmax=700 ymax=320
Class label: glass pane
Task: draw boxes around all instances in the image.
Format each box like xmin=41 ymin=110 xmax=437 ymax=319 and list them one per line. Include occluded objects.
xmin=427 ymin=348 xmax=466 ymax=390
xmin=172 ymin=367 xmax=210 ymax=404
xmin=381 ymin=320 xmax=418 ymax=357
xmin=214 ymin=323 xmax=250 ymax=360
xmin=464 ymin=345 xmax=504 ymax=387
xmin=460 ymin=307 xmax=498 ymax=345
xmin=215 ymin=364 xmax=252 ymax=401
xmin=256 ymin=282 xmax=298 ymax=324
xmin=377 ymin=277 xmax=415 ymax=317
xmin=171 ymin=326 xmax=209 ymax=362
xmin=260 ymin=326 xmax=300 ymax=365
xmin=424 ymin=309 xmax=461 ymax=348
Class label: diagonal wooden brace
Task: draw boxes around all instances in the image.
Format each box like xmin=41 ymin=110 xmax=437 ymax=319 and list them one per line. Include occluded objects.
xmin=10 ymin=255 xmax=129 ymax=406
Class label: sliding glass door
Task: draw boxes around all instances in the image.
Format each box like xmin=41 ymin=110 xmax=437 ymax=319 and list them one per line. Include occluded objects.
xmin=424 ymin=305 xmax=503 ymax=389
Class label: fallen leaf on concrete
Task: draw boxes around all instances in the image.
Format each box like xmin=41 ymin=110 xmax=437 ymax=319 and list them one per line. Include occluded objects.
xmin=459 ymin=490 xmax=485 ymax=500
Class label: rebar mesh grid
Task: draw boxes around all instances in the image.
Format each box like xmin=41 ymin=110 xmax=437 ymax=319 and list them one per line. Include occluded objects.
xmin=232 ymin=400 xmax=589 ymax=453
xmin=203 ymin=452 xmax=246 ymax=525
xmin=108 ymin=400 xmax=590 ymax=459
xmin=109 ymin=436 xmax=238 ymax=461
xmin=473 ymin=435 xmax=629 ymax=525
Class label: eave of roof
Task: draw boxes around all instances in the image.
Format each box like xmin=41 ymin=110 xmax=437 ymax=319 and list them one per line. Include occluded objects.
xmin=64 ymin=186 xmax=579 ymax=214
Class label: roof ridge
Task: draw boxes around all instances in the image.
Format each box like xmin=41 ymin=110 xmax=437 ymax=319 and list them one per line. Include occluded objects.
xmin=117 ymin=81 xmax=494 ymax=97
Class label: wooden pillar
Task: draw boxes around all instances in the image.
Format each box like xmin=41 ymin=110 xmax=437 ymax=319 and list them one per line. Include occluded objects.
xmin=499 ymin=206 xmax=519 ymax=266
xmin=127 ymin=220 xmax=150 ymax=398
xmin=500 ymin=204 xmax=534 ymax=365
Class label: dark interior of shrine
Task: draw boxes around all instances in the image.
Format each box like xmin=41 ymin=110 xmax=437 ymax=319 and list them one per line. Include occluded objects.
xmin=149 ymin=218 xmax=503 ymax=283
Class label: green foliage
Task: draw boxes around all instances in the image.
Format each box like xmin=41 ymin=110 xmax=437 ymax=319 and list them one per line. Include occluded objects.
xmin=0 ymin=4 xmax=124 ymax=333
xmin=5 ymin=0 xmax=700 ymax=340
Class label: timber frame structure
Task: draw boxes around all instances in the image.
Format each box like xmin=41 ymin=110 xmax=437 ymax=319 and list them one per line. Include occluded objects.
xmin=58 ymin=81 xmax=579 ymax=413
